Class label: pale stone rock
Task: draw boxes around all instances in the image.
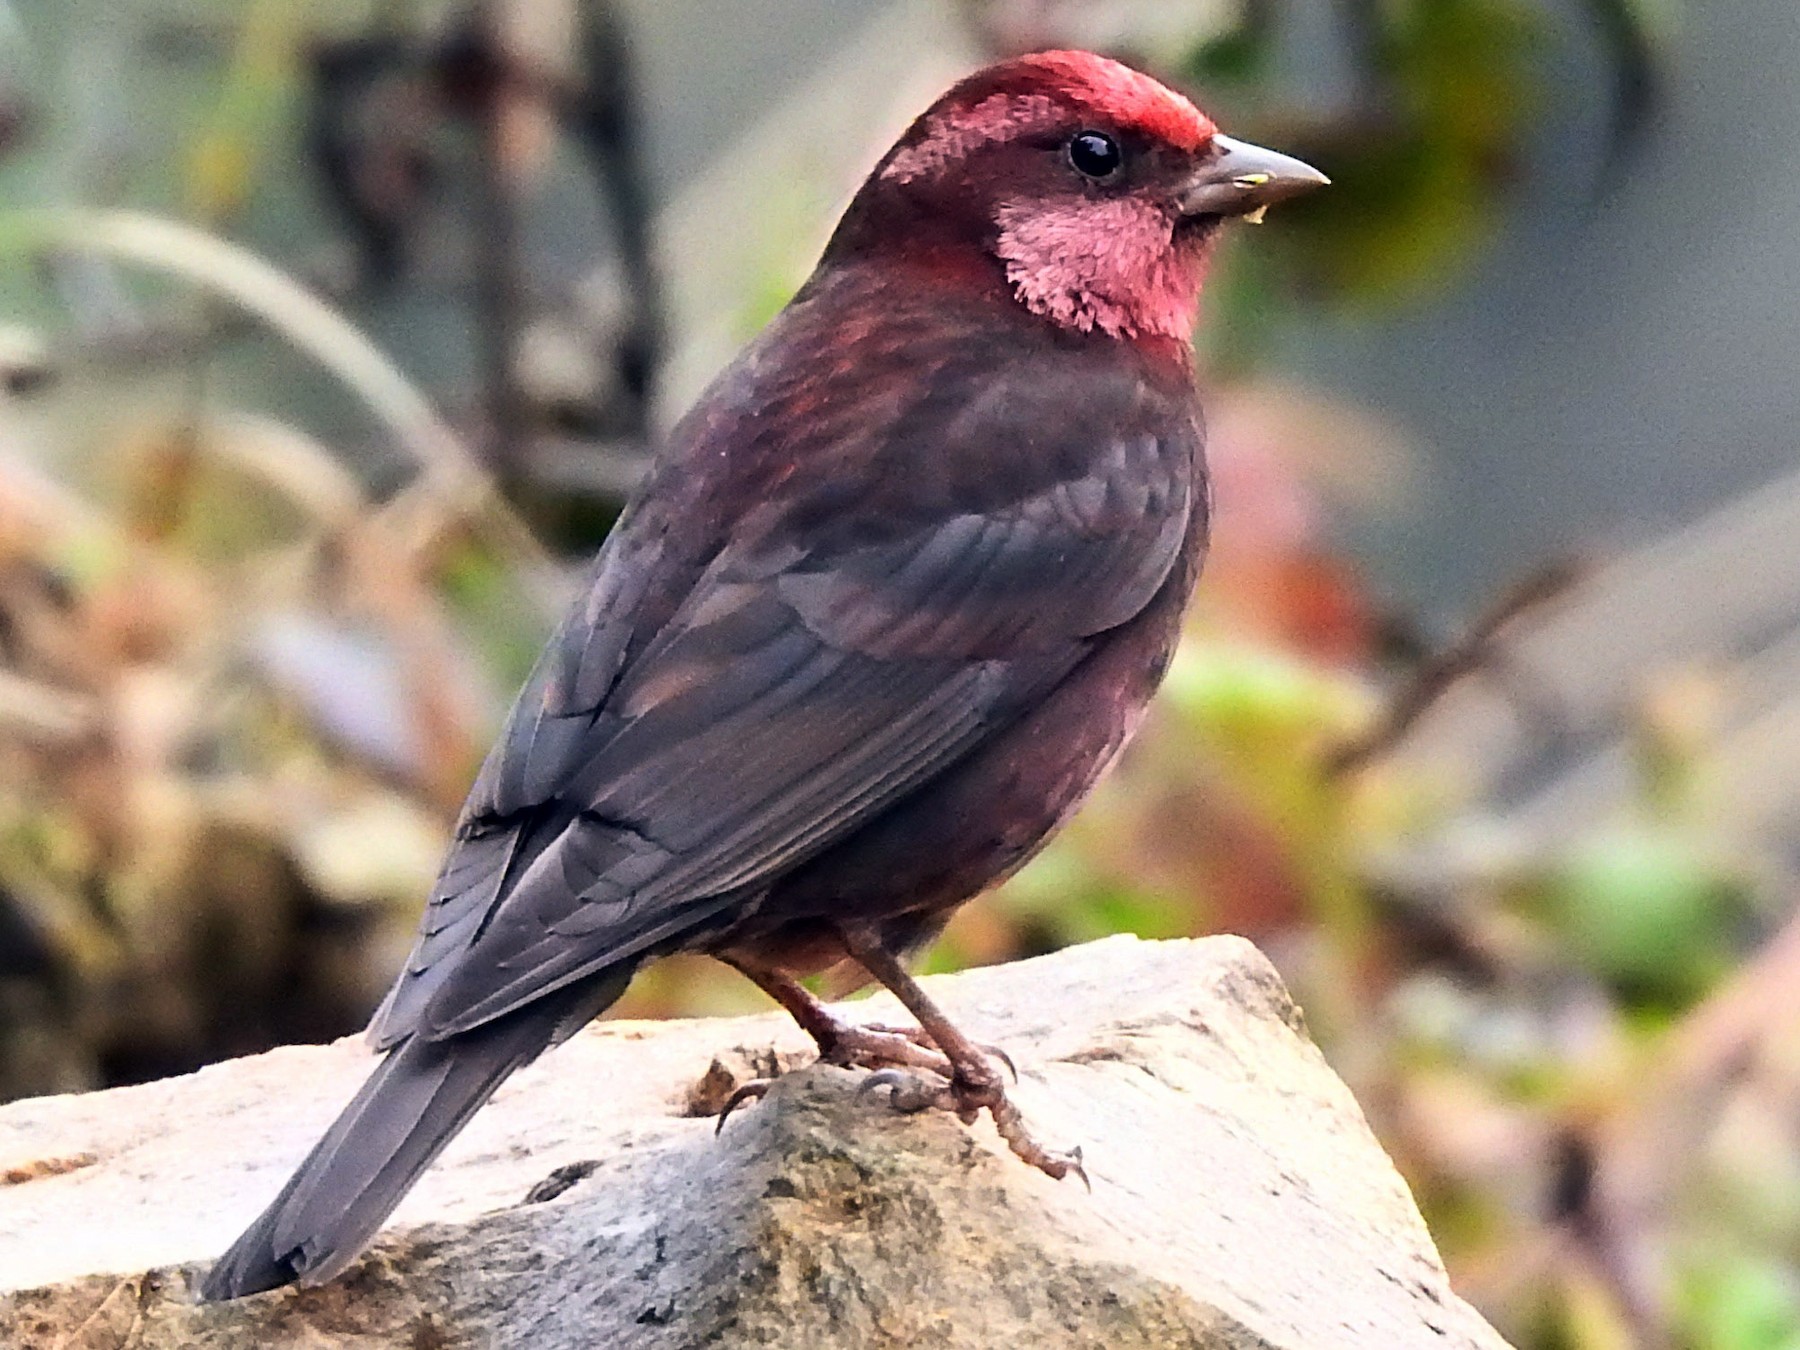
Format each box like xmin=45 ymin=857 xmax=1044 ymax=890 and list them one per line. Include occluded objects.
xmin=0 ymin=935 xmax=1509 ymax=1348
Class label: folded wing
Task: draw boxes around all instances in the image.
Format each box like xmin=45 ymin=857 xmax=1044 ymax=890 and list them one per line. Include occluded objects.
xmin=373 ymin=361 xmax=1197 ymax=1047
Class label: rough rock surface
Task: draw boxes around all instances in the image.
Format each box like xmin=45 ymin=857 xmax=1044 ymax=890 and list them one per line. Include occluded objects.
xmin=0 ymin=935 xmax=1509 ymax=1348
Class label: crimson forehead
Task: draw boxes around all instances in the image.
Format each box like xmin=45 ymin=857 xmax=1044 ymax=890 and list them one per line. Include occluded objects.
xmin=1019 ymin=51 xmax=1214 ymax=149
xmin=882 ymin=53 xmax=1216 ymax=184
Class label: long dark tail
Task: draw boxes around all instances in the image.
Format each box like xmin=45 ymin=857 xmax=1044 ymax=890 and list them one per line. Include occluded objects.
xmin=201 ymin=973 xmax=628 ymax=1300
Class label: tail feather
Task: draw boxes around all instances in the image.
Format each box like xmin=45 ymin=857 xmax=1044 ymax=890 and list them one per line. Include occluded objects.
xmin=201 ymin=968 xmax=633 ymax=1301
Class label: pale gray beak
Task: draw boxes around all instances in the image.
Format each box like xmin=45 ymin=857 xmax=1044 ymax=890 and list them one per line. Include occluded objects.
xmin=1178 ymin=133 xmax=1330 ymax=219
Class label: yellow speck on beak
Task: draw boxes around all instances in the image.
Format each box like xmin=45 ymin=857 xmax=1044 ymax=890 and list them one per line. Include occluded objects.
xmin=1232 ymin=172 xmax=1272 ymax=190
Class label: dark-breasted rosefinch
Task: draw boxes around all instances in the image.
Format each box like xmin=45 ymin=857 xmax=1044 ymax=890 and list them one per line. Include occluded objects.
xmin=203 ymin=50 xmax=1325 ymax=1300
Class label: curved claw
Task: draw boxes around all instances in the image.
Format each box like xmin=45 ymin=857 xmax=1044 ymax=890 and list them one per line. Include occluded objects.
xmin=714 ymin=1079 xmax=773 ymax=1135
xmin=985 ymin=1043 xmax=1018 ymax=1083
xmin=1066 ymin=1145 xmax=1093 ymax=1193
xmin=858 ymin=1067 xmax=902 ymax=1101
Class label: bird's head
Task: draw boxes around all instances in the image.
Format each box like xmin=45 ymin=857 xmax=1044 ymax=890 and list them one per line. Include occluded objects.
xmin=826 ymin=51 xmax=1326 ymax=348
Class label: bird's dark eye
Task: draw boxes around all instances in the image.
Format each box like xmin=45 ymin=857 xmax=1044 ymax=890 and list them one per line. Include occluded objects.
xmin=1067 ymin=130 xmax=1123 ymax=181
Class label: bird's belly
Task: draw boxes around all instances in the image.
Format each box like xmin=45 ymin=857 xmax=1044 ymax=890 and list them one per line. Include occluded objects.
xmin=732 ymin=589 xmax=1185 ymax=974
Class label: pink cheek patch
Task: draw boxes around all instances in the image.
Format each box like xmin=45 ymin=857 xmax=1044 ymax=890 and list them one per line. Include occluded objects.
xmin=994 ymin=197 xmax=1207 ymax=344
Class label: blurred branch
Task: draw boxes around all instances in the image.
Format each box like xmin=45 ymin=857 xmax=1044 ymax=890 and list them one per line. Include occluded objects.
xmin=0 ymin=668 xmax=97 ymax=741
xmin=0 ymin=208 xmax=560 ymax=616
xmin=0 ymin=454 xmax=112 ymax=542
xmin=304 ymin=29 xmax=426 ymax=286
xmin=468 ymin=8 xmax=531 ymax=496
xmin=196 ymin=413 xmax=366 ymax=528
xmin=1386 ymin=467 xmax=1800 ymax=847
xmin=569 ymin=0 xmax=662 ymax=424
xmin=1581 ymin=0 xmax=1665 ymax=186
xmin=1327 ymin=558 xmax=1588 ymax=777
xmin=9 ymin=209 xmax=466 ymax=485
xmin=300 ymin=1 xmax=664 ymax=547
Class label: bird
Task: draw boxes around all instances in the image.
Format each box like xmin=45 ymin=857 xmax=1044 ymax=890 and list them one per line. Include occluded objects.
xmin=201 ymin=49 xmax=1326 ymax=1301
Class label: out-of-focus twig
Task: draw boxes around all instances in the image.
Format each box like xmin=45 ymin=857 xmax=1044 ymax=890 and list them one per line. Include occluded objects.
xmin=1581 ymin=0 xmax=1666 ymax=188
xmin=0 ymin=669 xmax=98 ymax=741
xmin=461 ymin=3 xmax=531 ymax=494
xmin=1326 ymin=558 xmax=1590 ymax=778
xmin=570 ymin=0 xmax=663 ymax=426
xmin=299 ymin=1 xmax=664 ymax=547
xmin=7 ymin=209 xmax=467 ymax=488
xmin=0 ymin=208 xmax=561 ymax=616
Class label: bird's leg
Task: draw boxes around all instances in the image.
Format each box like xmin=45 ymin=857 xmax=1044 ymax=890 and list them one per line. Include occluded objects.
xmin=731 ymin=961 xmax=955 ymax=1076
xmin=838 ymin=927 xmax=1086 ymax=1186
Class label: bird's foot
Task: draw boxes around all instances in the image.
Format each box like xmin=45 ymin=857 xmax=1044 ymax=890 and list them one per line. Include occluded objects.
xmin=859 ymin=1064 xmax=1089 ymax=1188
xmin=857 ymin=1023 xmax=1017 ymax=1081
xmin=714 ymin=1022 xmax=952 ymax=1134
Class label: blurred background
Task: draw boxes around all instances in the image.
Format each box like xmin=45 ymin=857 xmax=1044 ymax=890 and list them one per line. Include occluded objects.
xmin=3 ymin=1 xmax=1799 ymax=1345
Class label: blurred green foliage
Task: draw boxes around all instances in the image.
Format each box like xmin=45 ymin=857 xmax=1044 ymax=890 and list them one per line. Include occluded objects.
xmin=1195 ymin=0 xmax=1542 ymax=303
xmin=1539 ymin=828 xmax=1747 ymax=1011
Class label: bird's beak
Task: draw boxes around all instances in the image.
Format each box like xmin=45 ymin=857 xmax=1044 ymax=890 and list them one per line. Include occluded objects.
xmin=1178 ymin=133 xmax=1329 ymax=223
